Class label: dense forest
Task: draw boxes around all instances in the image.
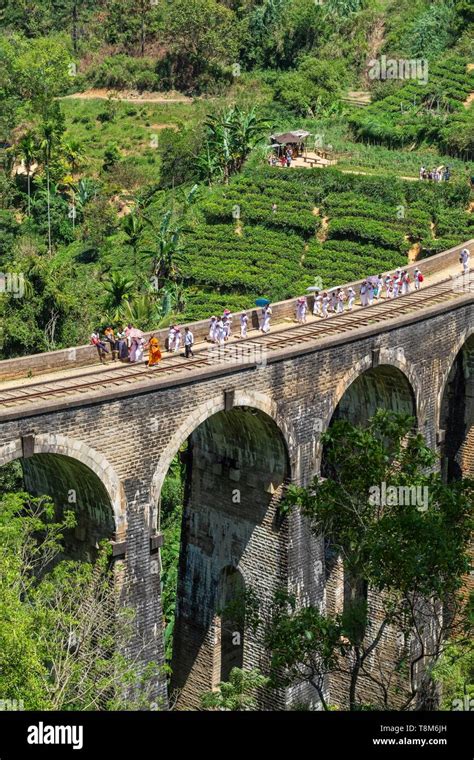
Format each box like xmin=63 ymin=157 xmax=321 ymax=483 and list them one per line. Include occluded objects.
xmin=1 ymin=0 xmax=473 ymax=356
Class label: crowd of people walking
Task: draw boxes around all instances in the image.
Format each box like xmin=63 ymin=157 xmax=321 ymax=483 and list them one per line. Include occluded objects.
xmin=91 ymin=322 xmax=195 ymax=365
xmin=419 ymin=165 xmax=451 ymax=182
xmin=90 ymin=249 xmax=470 ymax=367
xmin=299 ymin=267 xmax=424 ymax=321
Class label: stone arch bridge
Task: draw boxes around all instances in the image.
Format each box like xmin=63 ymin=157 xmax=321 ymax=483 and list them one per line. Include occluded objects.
xmin=0 ymin=241 xmax=472 ymax=709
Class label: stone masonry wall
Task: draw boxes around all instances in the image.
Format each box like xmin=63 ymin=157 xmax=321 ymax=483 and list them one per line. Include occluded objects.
xmin=0 ymin=302 xmax=472 ymax=707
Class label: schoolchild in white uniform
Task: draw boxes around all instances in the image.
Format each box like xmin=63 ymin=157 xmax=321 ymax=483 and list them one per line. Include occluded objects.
xmin=296 ymin=297 xmax=307 ymax=323
xmin=168 ymin=326 xmax=176 ymax=352
xmin=173 ymin=327 xmax=182 ymax=353
xmin=261 ymin=305 xmax=272 ymax=333
xmin=367 ymin=280 xmax=375 ymax=306
xmin=313 ymin=291 xmax=322 ymax=316
xmin=208 ymin=317 xmax=217 ymax=343
xmin=337 ymin=288 xmax=345 ymax=313
xmin=347 ymin=286 xmax=356 ymax=311
xmin=321 ymin=292 xmax=329 ymax=318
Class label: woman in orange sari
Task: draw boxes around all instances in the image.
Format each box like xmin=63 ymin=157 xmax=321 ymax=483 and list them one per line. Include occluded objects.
xmin=147 ymin=334 xmax=162 ymax=366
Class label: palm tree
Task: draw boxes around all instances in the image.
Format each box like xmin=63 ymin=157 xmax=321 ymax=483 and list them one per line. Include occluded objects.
xmin=164 ymin=281 xmax=187 ymax=314
xmin=103 ymin=272 xmax=136 ymax=322
xmin=123 ymin=212 xmax=148 ymax=268
xmin=122 ymin=293 xmax=171 ymax=330
xmin=39 ymin=121 xmax=57 ymax=253
xmin=204 ymin=107 xmax=270 ymax=184
xmin=63 ymin=139 xmax=84 ymax=174
xmin=17 ymin=132 xmax=37 ymax=217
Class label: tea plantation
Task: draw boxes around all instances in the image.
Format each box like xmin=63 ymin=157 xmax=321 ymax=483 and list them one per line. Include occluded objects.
xmin=349 ymin=57 xmax=474 ymax=156
xmin=180 ymin=166 xmax=473 ymax=318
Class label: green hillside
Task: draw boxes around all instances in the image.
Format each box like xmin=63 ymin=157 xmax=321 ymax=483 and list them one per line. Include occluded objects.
xmin=178 ymin=167 xmax=472 ymax=319
xmin=349 ymin=56 xmax=474 ymax=156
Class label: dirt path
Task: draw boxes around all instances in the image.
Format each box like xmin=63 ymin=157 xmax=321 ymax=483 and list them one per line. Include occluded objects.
xmin=339 ymin=168 xmax=418 ymax=181
xmin=61 ymin=88 xmax=194 ymax=104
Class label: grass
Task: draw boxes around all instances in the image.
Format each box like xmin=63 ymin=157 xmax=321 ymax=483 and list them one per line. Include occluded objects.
xmin=61 ymin=97 xmax=210 ymax=182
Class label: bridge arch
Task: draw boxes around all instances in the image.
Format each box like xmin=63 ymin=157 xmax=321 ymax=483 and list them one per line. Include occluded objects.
xmin=0 ymin=433 xmax=126 ymax=537
xmin=314 ymin=356 xmax=420 ymax=472
xmin=150 ymin=389 xmax=295 ymax=528
xmin=437 ymin=326 xmax=474 ymax=431
xmin=438 ymin=327 xmax=474 ymax=481
xmin=328 ymin=353 xmax=422 ymax=431
xmin=154 ymin=391 xmax=292 ymax=709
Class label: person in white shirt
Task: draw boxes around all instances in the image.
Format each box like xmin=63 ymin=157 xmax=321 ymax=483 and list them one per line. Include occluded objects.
xmin=184 ymin=327 xmax=194 ymax=358
xmin=135 ymin=337 xmax=145 ymax=363
xmin=402 ymin=271 xmax=411 ymax=294
xmin=216 ymin=318 xmax=225 ymax=345
xmin=208 ymin=316 xmax=217 ymax=343
xmin=375 ymin=274 xmax=383 ymax=299
xmin=337 ymin=288 xmax=345 ymax=313
xmin=461 ymin=247 xmax=470 ymax=274
xmin=260 ymin=305 xmax=272 ymax=333
xmin=360 ymin=281 xmax=367 ymax=307
xmin=240 ymin=312 xmax=248 ymax=338
xmin=173 ymin=327 xmax=182 ymax=353
xmin=414 ymin=268 xmax=423 ymax=290
xmin=296 ymin=297 xmax=307 ymax=323
xmin=321 ymin=292 xmax=329 ymax=318
xmin=313 ymin=291 xmax=322 ymax=316
xmin=168 ymin=326 xmax=176 ymax=352
xmin=347 ymin=286 xmax=356 ymax=311
xmin=367 ymin=280 xmax=375 ymax=306
xmin=222 ymin=316 xmax=230 ymax=341
xmin=223 ymin=312 xmax=232 ymax=339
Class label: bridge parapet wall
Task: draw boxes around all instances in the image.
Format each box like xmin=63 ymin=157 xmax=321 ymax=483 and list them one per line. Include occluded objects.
xmin=1 ymin=239 xmax=472 ymax=381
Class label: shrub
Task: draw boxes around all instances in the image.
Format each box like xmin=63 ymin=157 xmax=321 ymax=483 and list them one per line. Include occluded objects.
xmin=273 ymin=57 xmax=348 ymax=116
xmin=89 ymin=55 xmax=160 ymax=92
xmin=327 ymin=216 xmax=409 ymax=251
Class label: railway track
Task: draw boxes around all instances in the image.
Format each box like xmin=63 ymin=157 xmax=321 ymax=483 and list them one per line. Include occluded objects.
xmin=0 ymin=278 xmax=468 ymax=413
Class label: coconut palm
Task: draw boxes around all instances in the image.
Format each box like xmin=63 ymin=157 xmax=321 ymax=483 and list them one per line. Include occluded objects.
xmin=103 ymin=272 xmax=136 ymax=322
xmin=17 ymin=131 xmax=37 ymax=217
